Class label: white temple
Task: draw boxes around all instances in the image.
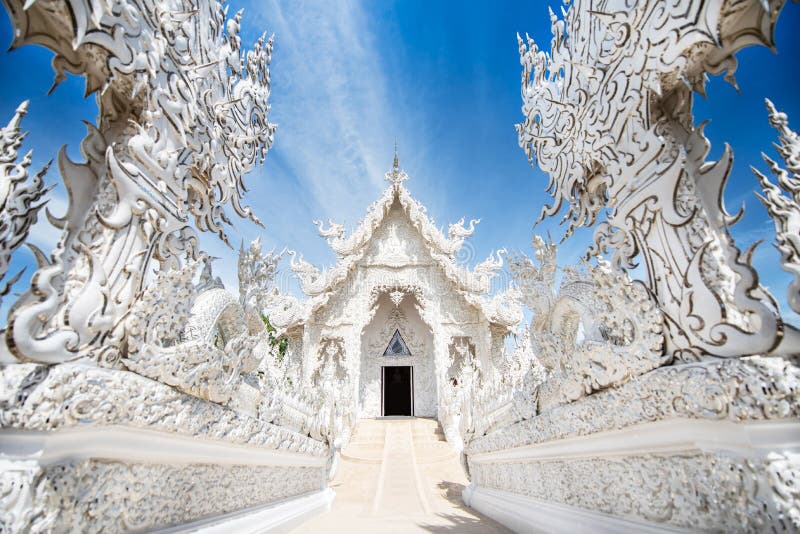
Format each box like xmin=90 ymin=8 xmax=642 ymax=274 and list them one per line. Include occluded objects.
xmin=0 ymin=0 xmax=798 ymax=532
xmin=267 ymin=148 xmax=519 ymax=436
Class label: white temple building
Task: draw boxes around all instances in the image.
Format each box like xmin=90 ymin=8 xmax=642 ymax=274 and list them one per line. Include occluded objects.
xmin=268 ymin=149 xmax=521 ymax=438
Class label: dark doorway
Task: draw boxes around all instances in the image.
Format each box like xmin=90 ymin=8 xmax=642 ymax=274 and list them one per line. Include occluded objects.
xmin=382 ymin=366 xmax=413 ymax=416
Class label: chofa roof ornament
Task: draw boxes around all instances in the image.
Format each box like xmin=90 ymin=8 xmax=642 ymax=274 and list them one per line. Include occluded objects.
xmin=385 ymin=139 xmax=409 ymax=187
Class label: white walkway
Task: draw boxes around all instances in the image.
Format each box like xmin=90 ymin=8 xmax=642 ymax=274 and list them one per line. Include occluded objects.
xmin=293 ymin=418 xmax=509 ymax=533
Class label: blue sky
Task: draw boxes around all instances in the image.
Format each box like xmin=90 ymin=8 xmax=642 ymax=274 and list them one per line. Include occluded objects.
xmin=0 ymin=2 xmax=798 ymax=323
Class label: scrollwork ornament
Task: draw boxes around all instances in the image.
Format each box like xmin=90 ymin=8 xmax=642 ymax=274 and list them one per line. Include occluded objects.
xmin=0 ymin=101 xmax=51 ymax=311
xmin=516 ymin=0 xmax=800 ymax=358
xmin=754 ymin=99 xmax=800 ymax=316
xmin=3 ymin=0 xmax=276 ymax=363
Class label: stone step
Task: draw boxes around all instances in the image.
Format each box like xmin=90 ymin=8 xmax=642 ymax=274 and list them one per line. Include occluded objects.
xmin=413 ymin=442 xmax=456 ymax=464
xmin=349 ymin=433 xmax=385 ymax=442
xmin=412 ymin=428 xmax=447 ymax=441
xmin=340 ymin=451 xmax=383 ymax=464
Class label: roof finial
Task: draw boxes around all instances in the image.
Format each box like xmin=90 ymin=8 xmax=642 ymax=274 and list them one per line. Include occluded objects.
xmin=385 ymin=137 xmax=408 ymax=187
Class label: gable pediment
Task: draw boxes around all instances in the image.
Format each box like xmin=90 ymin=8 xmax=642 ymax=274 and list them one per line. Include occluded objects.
xmin=362 ymin=203 xmax=433 ymax=267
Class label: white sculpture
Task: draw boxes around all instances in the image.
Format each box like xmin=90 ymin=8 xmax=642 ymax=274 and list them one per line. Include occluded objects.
xmin=516 ymin=0 xmax=800 ymax=358
xmin=0 ymin=2 xmax=340 ymax=531
xmin=0 ymin=102 xmax=50 ymax=311
xmin=460 ymin=2 xmax=800 ymax=533
xmin=3 ymin=0 xmax=276 ymax=363
xmin=754 ymin=99 xmax=800 ymax=315
xmin=507 ymin=236 xmax=666 ymax=411
xmin=124 ymin=259 xmax=263 ymax=405
xmin=459 ymin=328 xmax=544 ymax=441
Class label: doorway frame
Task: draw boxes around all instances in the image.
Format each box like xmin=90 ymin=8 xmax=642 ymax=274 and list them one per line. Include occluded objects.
xmin=381 ymin=365 xmax=414 ymax=416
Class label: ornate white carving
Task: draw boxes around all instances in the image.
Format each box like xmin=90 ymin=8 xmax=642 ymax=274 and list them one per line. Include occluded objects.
xmin=196 ymin=255 xmax=225 ymax=293
xmin=289 ymin=159 xmax=507 ymax=301
xmin=469 ymin=450 xmax=797 ymax=532
xmin=389 ymin=290 xmax=405 ymax=308
xmin=4 ymin=0 xmax=275 ymax=363
xmin=0 ymin=460 xmax=324 ymax=533
xmin=124 ymin=261 xmax=261 ymax=404
xmin=0 ymin=363 xmax=327 ymax=456
xmin=506 ymin=235 xmax=557 ymax=326
xmin=467 ymin=356 xmax=799 ymax=455
xmin=507 ymin=235 xmax=666 ymax=412
xmin=360 ymin=301 xmax=437 ymax=418
xmin=0 ymin=102 xmax=50 ymax=309
xmin=754 ymin=99 xmax=800 ymax=315
xmin=0 ymin=3 xmax=343 ymax=531
xmin=239 ymin=238 xmax=283 ymax=320
xmin=767 ymin=451 xmax=800 ymax=528
xmin=516 ymin=0 xmax=800 ymax=358
xmin=536 ymin=260 xmax=665 ymax=411
xmin=453 ymin=329 xmax=545 ymax=444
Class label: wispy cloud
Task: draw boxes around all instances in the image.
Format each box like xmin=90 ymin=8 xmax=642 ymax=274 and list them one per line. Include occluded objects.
xmin=191 ymin=0 xmax=428 ymax=297
xmin=247 ymin=0 xmax=398 ymax=223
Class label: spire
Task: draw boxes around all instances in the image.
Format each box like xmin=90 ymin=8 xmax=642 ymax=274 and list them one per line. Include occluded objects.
xmin=385 ymin=137 xmax=408 ymax=187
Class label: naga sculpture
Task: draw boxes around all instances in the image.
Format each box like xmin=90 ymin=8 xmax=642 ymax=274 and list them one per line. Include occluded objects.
xmin=1 ymin=0 xmax=275 ymax=364
xmin=508 ymin=235 xmax=665 ymax=411
xmin=516 ymin=0 xmax=800 ymax=359
xmin=122 ymin=237 xmax=336 ymax=438
xmin=467 ymin=2 xmax=800 ymax=531
xmin=0 ymin=2 xmax=356 ymax=531
xmin=124 ymin=259 xmax=261 ymax=404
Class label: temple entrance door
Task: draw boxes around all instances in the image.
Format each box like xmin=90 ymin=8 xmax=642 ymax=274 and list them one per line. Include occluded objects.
xmin=382 ymin=366 xmax=413 ymax=416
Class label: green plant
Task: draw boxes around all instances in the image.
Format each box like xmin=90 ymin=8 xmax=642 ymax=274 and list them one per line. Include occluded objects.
xmin=261 ymin=314 xmax=288 ymax=360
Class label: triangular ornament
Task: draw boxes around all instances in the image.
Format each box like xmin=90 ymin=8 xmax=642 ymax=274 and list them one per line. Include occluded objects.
xmin=383 ymin=329 xmax=411 ymax=357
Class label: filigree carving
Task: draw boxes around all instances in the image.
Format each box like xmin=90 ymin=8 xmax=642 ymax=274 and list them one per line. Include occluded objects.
xmin=508 ymin=235 xmax=665 ymax=412
xmin=196 ymin=255 xmax=224 ymax=292
xmin=4 ymin=0 xmax=275 ymax=363
xmin=124 ymin=260 xmax=259 ymax=404
xmin=238 ymin=238 xmax=283 ymax=320
xmin=468 ymin=356 xmax=800 ymax=455
xmin=0 ymin=363 xmax=327 ymax=455
xmin=516 ymin=0 xmax=799 ymax=358
xmin=0 ymin=101 xmax=51 ymax=309
xmin=536 ymin=260 xmax=666 ymax=411
xmin=366 ymin=308 xmax=426 ymax=359
xmin=288 ymin=162 xmax=507 ymax=300
xmin=456 ymin=329 xmax=544 ymax=442
xmin=470 ymin=450 xmax=795 ymax=532
xmin=0 ymin=460 xmax=324 ymax=533
xmin=506 ymin=235 xmax=556 ymax=326
xmin=767 ymin=451 xmax=800 ymax=528
xmin=754 ymin=99 xmax=800 ymax=315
